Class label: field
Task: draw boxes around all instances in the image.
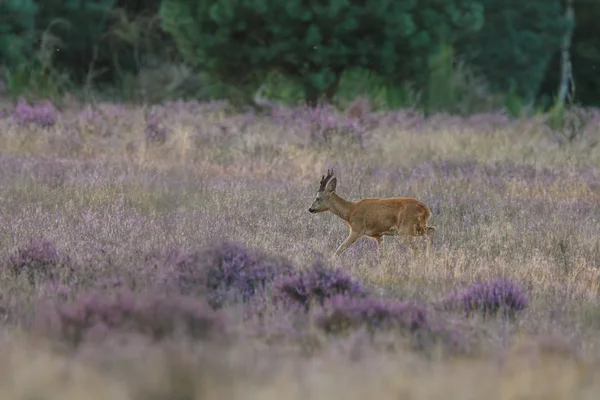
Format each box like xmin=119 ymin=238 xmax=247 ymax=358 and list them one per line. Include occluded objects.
xmin=1 ymin=98 xmax=600 ymax=399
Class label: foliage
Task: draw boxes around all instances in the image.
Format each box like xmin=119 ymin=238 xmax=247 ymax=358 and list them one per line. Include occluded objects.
xmin=0 ymin=1 xmax=71 ymax=99
xmin=0 ymin=0 xmax=37 ymax=70
xmin=33 ymin=0 xmax=115 ymax=83
xmin=545 ymin=103 xmax=596 ymax=145
xmin=102 ymin=0 xmax=171 ymax=74
xmin=3 ymin=58 xmax=72 ymax=101
xmin=565 ymin=0 xmax=600 ymax=106
xmin=314 ymin=295 xmax=466 ymax=353
xmin=314 ymin=295 xmax=429 ymax=335
xmin=2 ymin=0 xmax=186 ymax=101
xmin=458 ymin=0 xmax=569 ymax=103
xmin=269 ymin=102 xmax=367 ymax=146
xmin=5 ymin=238 xmax=70 ymax=285
xmin=37 ymin=290 xmax=226 ymax=346
xmin=272 ymin=258 xmax=367 ymax=311
xmin=441 ymin=278 xmax=529 ymax=318
xmin=1 ymin=0 xmax=599 ymax=113
xmin=161 ymin=241 xmax=294 ymax=309
xmin=424 ymin=42 xmax=507 ymax=115
xmin=160 ymin=0 xmax=483 ymax=106
xmin=538 ymin=0 xmax=600 ymax=107
xmin=97 ymin=0 xmax=191 ymax=100
xmin=10 ymin=98 xmax=59 ymax=128
xmin=333 ymin=68 xmax=420 ymax=110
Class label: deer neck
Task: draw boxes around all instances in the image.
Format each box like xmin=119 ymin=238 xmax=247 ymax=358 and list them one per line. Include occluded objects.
xmin=328 ymin=193 xmax=354 ymax=222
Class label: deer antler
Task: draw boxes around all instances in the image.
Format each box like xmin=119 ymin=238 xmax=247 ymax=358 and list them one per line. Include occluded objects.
xmin=319 ymin=169 xmax=335 ymax=191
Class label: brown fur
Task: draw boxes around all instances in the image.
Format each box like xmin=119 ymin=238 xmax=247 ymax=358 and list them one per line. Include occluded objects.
xmin=308 ymin=170 xmax=436 ymax=258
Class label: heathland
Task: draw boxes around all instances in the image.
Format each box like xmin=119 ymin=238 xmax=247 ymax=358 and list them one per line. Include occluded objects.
xmin=1 ymin=98 xmax=600 ymax=399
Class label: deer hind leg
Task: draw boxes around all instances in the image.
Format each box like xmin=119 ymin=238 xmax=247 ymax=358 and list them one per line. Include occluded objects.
xmin=370 ymin=234 xmax=384 ymax=260
xmin=403 ymin=235 xmax=422 ymax=259
xmin=333 ymin=230 xmax=362 ymax=259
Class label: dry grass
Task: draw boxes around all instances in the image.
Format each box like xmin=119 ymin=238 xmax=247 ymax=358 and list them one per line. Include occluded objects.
xmin=1 ymin=101 xmax=600 ymax=399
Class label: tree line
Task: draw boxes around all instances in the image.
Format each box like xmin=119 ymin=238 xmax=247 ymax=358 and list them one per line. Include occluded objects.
xmin=0 ymin=0 xmax=597 ymax=114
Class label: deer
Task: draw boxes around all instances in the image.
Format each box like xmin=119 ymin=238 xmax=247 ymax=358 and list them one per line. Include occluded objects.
xmin=308 ymin=169 xmax=436 ymax=259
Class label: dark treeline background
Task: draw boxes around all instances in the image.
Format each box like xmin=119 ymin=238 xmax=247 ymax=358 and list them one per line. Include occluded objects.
xmin=0 ymin=0 xmax=597 ymax=116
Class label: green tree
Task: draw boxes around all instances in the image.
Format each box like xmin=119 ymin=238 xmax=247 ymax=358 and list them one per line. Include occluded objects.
xmin=34 ymin=0 xmax=115 ymax=82
xmin=0 ymin=0 xmax=37 ymax=70
xmin=564 ymin=0 xmax=600 ymax=106
xmin=99 ymin=0 xmax=178 ymax=83
xmin=160 ymin=0 xmax=483 ymax=106
xmin=457 ymin=0 xmax=569 ymax=104
xmin=539 ymin=0 xmax=600 ymax=107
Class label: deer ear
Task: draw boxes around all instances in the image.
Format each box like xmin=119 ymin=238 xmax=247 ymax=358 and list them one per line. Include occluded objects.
xmin=326 ymin=177 xmax=337 ymax=192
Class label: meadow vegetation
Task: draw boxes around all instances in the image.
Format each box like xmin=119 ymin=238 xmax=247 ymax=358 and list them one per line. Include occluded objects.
xmin=1 ymin=98 xmax=600 ymax=399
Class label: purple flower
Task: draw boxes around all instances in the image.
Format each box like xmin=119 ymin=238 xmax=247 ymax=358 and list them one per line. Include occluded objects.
xmin=271 ymin=103 xmax=366 ymax=147
xmin=314 ymin=295 xmax=466 ymax=354
xmin=37 ymin=290 xmax=226 ymax=346
xmin=6 ymin=238 xmax=70 ymax=285
xmin=314 ymin=295 xmax=428 ymax=334
xmin=272 ymin=258 xmax=367 ymax=310
xmin=11 ymin=98 xmax=58 ymax=128
xmin=441 ymin=277 xmax=529 ymax=318
xmin=159 ymin=241 xmax=294 ymax=309
xmin=202 ymin=241 xmax=294 ymax=308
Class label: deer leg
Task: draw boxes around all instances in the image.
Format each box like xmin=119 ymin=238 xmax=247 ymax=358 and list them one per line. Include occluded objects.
xmin=404 ymin=236 xmax=421 ymax=259
xmin=333 ymin=230 xmax=362 ymax=258
xmin=410 ymin=221 xmax=430 ymax=259
xmin=371 ymin=235 xmax=383 ymax=249
xmin=371 ymin=235 xmax=385 ymax=261
xmin=370 ymin=235 xmax=384 ymax=259
xmin=425 ymin=226 xmax=436 ymax=256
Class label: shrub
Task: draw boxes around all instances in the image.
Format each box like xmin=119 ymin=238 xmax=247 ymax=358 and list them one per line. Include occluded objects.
xmin=314 ymin=295 xmax=467 ymax=354
xmin=161 ymin=241 xmax=294 ymax=309
xmin=75 ymin=103 xmax=128 ymax=137
xmin=442 ymin=277 xmax=529 ymax=318
xmin=160 ymin=0 xmax=483 ymax=105
xmin=203 ymin=241 xmax=295 ymax=308
xmin=34 ymin=0 xmax=114 ymax=83
xmin=458 ymin=0 xmax=569 ymax=103
xmin=272 ymin=258 xmax=367 ymax=311
xmin=271 ymin=103 xmax=366 ymax=147
xmin=5 ymin=238 xmax=71 ymax=285
xmin=37 ymin=290 xmax=226 ymax=346
xmin=314 ymin=295 xmax=428 ymax=335
xmin=0 ymin=0 xmax=37 ymax=72
xmin=10 ymin=98 xmax=58 ymax=127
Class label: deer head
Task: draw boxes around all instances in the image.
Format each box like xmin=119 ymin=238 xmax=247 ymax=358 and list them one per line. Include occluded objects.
xmin=308 ymin=169 xmax=337 ymax=213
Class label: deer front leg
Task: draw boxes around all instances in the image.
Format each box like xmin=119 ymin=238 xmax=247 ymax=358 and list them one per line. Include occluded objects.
xmin=371 ymin=234 xmax=384 ymax=261
xmin=425 ymin=226 xmax=436 ymax=257
xmin=371 ymin=235 xmax=383 ymax=248
xmin=332 ymin=230 xmax=362 ymax=259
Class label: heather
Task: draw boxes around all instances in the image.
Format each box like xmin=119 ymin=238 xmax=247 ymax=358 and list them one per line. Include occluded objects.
xmin=156 ymin=240 xmax=295 ymax=308
xmin=2 ymin=99 xmax=600 ymax=399
xmin=440 ymin=278 xmax=529 ymax=319
xmin=4 ymin=238 xmax=72 ymax=285
xmin=272 ymin=259 xmax=368 ymax=310
xmin=36 ymin=290 xmax=226 ymax=346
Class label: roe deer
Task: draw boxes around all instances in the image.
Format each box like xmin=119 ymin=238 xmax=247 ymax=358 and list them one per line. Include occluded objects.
xmin=308 ymin=169 xmax=436 ymax=259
